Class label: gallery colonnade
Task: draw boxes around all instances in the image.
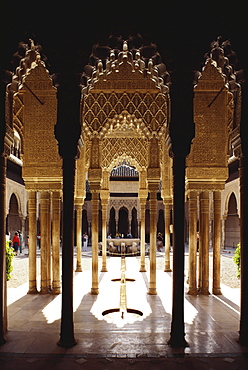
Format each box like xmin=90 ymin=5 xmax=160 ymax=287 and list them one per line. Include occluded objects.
xmin=1 ymin=37 xmax=248 ymax=347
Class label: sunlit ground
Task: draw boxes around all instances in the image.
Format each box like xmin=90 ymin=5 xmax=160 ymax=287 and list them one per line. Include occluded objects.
xmin=7 ymin=256 xmax=240 ymax=329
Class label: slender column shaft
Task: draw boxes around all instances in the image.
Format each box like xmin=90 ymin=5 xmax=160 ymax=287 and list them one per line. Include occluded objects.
xmin=213 ymin=191 xmax=222 ymax=295
xmin=52 ymin=191 xmax=61 ymax=294
xmin=168 ymin=156 xmax=187 ymax=347
xmin=27 ymin=191 xmax=38 ymax=294
xmin=198 ymin=202 xmax=203 ymax=291
xmin=187 ymin=192 xmax=198 ymax=294
xmin=58 ymin=157 xmax=77 ymax=347
xmin=199 ymin=191 xmax=210 ymax=295
xmin=47 ymin=194 xmax=51 ymax=291
xmin=75 ymin=205 xmax=82 ymax=272
xmin=239 ymin=155 xmax=248 ymax=345
xmin=164 ymin=203 xmax=172 ymax=272
xmin=40 ymin=191 xmax=49 ymax=294
xmin=148 ymin=189 xmax=157 ymax=295
xmin=139 ymin=202 xmax=146 ymax=272
xmin=0 ymin=155 xmax=7 ymax=344
xmin=101 ymin=202 xmax=108 ymax=272
xmin=91 ymin=191 xmax=99 ymax=294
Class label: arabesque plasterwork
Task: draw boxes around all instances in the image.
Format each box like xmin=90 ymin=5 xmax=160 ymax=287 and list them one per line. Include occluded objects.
xmin=186 ymin=59 xmax=233 ymax=193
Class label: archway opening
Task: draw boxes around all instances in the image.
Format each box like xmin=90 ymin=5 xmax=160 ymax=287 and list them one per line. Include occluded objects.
xmin=7 ymin=193 xmax=21 ymax=240
xmin=157 ymin=209 xmax=165 ymax=238
xmin=118 ymin=207 xmax=128 ymax=237
xmin=131 ymin=207 xmax=138 ymax=238
xmin=225 ymin=192 xmax=240 ymax=248
xmin=109 ymin=207 xmax=116 ymax=237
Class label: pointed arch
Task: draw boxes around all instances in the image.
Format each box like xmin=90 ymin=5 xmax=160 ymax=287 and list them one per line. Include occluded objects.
xmin=224 ymin=192 xmax=240 ymax=248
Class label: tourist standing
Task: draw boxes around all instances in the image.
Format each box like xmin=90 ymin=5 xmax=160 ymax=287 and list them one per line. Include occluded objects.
xmin=18 ymin=230 xmax=23 ymax=254
xmin=12 ymin=232 xmax=20 ymax=255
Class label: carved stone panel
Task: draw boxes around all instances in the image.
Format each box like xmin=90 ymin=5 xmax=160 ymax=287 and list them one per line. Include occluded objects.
xmin=17 ymin=61 xmax=62 ymax=186
xmin=186 ymin=59 xmax=231 ymax=191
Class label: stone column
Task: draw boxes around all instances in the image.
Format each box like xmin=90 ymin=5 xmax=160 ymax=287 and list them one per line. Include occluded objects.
xmin=47 ymin=193 xmax=52 ymax=291
xmin=168 ymin=155 xmax=188 ymax=347
xmin=101 ymin=197 xmax=108 ymax=272
xmin=199 ymin=191 xmax=210 ymax=295
xmin=75 ymin=203 xmax=82 ymax=272
xmin=128 ymin=215 xmax=132 ymax=234
xmin=21 ymin=217 xmax=26 ymax=252
xmin=139 ymin=199 xmax=146 ymax=272
xmin=52 ymin=191 xmax=61 ymax=294
xmin=58 ymin=156 xmax=77 ymax=348
xmin=148 ymin=183 xmax=158 ymax=295
xmin=27 ymin=190 xmax=38 ymax=294
xmin=91 ymin=185 xmax=100 ymax=294
xmin=55 ymin=72 xmax=81 ymax=348
xmin=0 ymin=155 xmax=7 ymax=344
xmin=238 ymin=72 xmax=248 ymax=346
xmin=239 ymin=155 xmax=248 ymax=345
xmin=164 ymin=202 xmax=172 ymax=272
xmin=115 ymin=217 xmax=119 ymax=236
xmin=212 ymin=191 xmax=222 ymax=295
xmin=167 ymin=68 xmax=194 ymax=347
xmin=40 ymin=191 xmax=50 ymax=294
xmin=187 ymin=191 xmax=198 ymax=294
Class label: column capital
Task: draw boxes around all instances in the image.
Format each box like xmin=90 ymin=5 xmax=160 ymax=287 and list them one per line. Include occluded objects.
xmin=100 ymin=189 xmax=110 ymax=201
xmin=139 ymin=188 xmax=148 ymax=200
xmin=90 ymin=182 xmax=101 ymax=193
xmin=162 ymin=197 xmax=172 ymax=206
xmin=147 ymin=182 xmax=159 ymax=193
xmin=74 ymin=198 xmax=84 ymax=207
xmin=88 ymin=168 xmax=102 ymax=182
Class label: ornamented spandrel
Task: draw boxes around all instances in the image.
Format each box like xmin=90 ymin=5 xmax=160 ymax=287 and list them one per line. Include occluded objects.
xmin=82 ymin=40 xmax=169 ymax=188
xmin=186 ymin=58 xmax=231 ymax=192
xmin=16 ymin=59 xmax=62 ymax=185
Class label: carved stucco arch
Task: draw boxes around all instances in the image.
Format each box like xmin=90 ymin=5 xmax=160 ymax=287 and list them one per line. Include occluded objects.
xmin=6 ymin=181 xmax=27 ymax=217
xmin=81 ymin=41 xmax=169 ymax=186
xmin=223 ymin=189 xmax=240 ymax=219
xmin=108 ymin=199 xmax=140 ymax=220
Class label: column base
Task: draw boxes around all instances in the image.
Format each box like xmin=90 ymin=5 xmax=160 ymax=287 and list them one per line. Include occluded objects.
xmin=139 ymin=267 xmax=146 ymax=272
xmin=91 ymin=288 xmax=99 ymax=295
xmin=198 ymin=288 xmax=210 ymax=295
xmin=57 ymin=338 xmax=78 ymax=348
xmin=164 ymin=268 xmax=172 ymax=272
xmin=52 ymin=287 xmax=61 ymax=295
xmin=187 ymin=287 xmax=198 ymax=295
xmin=101 ymin=267 xmax=108 ymax=272
xmin=75 ymin=266 xmax=82 ymax=272
xmin=40 ymin=287 xmax=49 ymax=294
xmin=212 ymin=287 xmax=222 ymax=295
xmin=238 ymin=334 xmax=248 ymax=347
xmin=0 ymin=334 xmax=7 ymax=345
xmin=167 ymin=336 xmax=188 ymax=348
xmin=27 ymin=287 xmax=38 ymax=294
xmin=147 ymin=288 xmax=157 ymax=295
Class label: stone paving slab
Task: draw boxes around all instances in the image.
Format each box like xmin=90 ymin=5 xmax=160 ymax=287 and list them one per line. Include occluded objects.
xmin=1 ymin=256 xmax=248 ymax=365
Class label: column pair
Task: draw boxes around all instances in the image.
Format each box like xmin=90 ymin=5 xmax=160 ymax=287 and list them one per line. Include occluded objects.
xmin=148 ymin=183 xmax=158 ymax=295
xmin=164 ymin=202 xmax=172 ymax=272
xmin=187 ymin=190 xmax=221 ymax=295
xmin=75 ymin=203 xmax=83 ymax=272
xmin=139 ymin=198 xmax=147 ymax=272
xmin=90 ymin=183 xmax=101 ymax=295
xmin=100 ymin=197 xmax=109 ymax=273
xmin=28 ymin=190 xmax=61 ymax=295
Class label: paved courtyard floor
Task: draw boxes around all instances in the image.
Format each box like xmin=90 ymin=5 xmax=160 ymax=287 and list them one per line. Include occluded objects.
xmin=1 ymin=254 xmax=248 ymax=369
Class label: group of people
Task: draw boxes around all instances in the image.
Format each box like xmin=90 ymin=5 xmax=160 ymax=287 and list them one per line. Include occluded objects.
xmin=10 ymin=231 xmax=23 ymax=255
xmin=107 ymin=232 xmax=133 ymax=239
